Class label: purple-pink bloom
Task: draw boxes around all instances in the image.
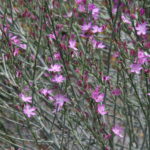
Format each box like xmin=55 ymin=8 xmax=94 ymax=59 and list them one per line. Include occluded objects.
xmin=48 ymin=96 xmax=54 ymax=101
xmin=54 ymin=52 xmax=61 ymax=60
xmin=75 ymin=0 xmax=86 ymax=5
xmin=23 ymin=104 xmax=36 ymax=118
xmin=112 ymin=125 xmax=124 ymax=138
xmin=19 ymin=94 xmax=32 ymax=103
xmin=40 ymin=88 xmax=52 ymax=96
xmin=81 ymin=23 xmax=92 ymax=31
xmin=96 ymin=93 xmax=105 ymax=102
xmin=54 ymin=94 xmax=69 ymax=111
xmin=88 ymin=3 xmax=96 ymax=11
xmin=138 ymin=51 xmax=149 ymax=64
xmin=92 ymin=7 xmax=100 ymax=20
xmin=51 ymin=75 xmax=66 ymax=83
xmin=97 ymin=42 xmax=105 ymax=49
xmin=91 ymin=88 xmax=104 ymax=102
xmin=78 ymin=4 xmax=86 ymax=12
xmin=102 ymin=76 xmax=111 ymax=81
xmin=13 ymin=48 xmax=20 ymax=56
xmin=48 ymin=33 xmax=56 ymax=40
xmin=130 ymin=63 xmax=143 ymax=74
xmin=10 ymin=36 xmax=20 ymax=44
xmin=91 ymin=87 xmax=100 ymax=100
xmin=111 ymin=88 xmax=121 ymax=96
xmin=91 ymin=39 xmax=97 ymax=49
xmin=48 ymin=64 xmax=62 ymax=72
xmin=121 ymin=15 xmax=131 ymax=24
xmin=91 ymin=40 xmax=105 ymax=49
xmin=68 ymin=39 xmax=78 ymax=51
xmin=139 ymin=8 xmax=145 ymax=16
xmin=19 ymin=43 xmax=27 ymax=49
xmin=92 ymin=25 xmax=103 ymax=33
xmin=112 ymin=7 xmax=117 ymax=15
xmin=135 ymin=22 xmax=147 ymax=35
xmin=97 ymin=104 xmax=108 ymax=115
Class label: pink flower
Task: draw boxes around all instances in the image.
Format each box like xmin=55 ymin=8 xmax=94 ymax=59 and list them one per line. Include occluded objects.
xmin=23 ymin=104 xmax=36 ymax=118
xmin=112 ymin=125 xmax=124 ymax=138
xmin=138 ymin=51 xmax=149 ymax=64
xmin=75 ymin=0 xmax=82 ymax=5
xmin=102 ymin=76 xmax=111 ymax=81
xmin=92 ymin=7 xmax=100 ymax=20
xmin=19 ymin=43 xmax=27 ymax=49
xmin=135 ymin=22 xmax=147 ymax=35
xmin=91 ymin=40 xmax=105 ymax=49
xmin=51 ymin=75 xmax=66 ymax=83
xmin=81 ymin=23 xmax=92 ymax=31
xmin=13 ymin=48 xmax=20 ymax=56
xmin=19 ymin=94 xmax=32 ymax=103
xmin=112 ymin=7 xmax=117 ymax=15
xmin=138 ymin=51 xmax=146 ymax=58
xmin=139 ymin=8 xmax=145 ymax=16
xmin=48 ymin=64 xmax=62 ymax=72
xmin=97 ymin=104 xmax=108 ymax=115
xmin=111 ymin=88 xmax=121 ymax=96
xmin=130 ymin=63 xmax=143 ymax=74
xmin=92 ymin=25 xmax=103 ymax=33
xmin=121 ymin=15 xmax=131 ymax=24
xmin=48 ymin=96 xmax=54 ymax=101
xmin=91 ymin=39 xmax=97 ymax=49
xmin=48 ymin=33 xmax=56 ymax=40
xmin=96 ymin=93 xmax=105 ymax=102
xmin=16 ymin=70 xmax=22 ymax=78
xmin=78 ymin=4 xmax=85 ymax=12
xmin=75 ymin=0 xmax=86 ymax=5
xmin=10 ymin=35 xmax=27 ymax=49
xmin=88 ymin=3 xmax=96 ymax=11
xmin=7 ymin=17 xmax=13 ymax=23
xmin=54 ymin=52 xmax=61 ymax=60
xmin=10 ymin=36 xmax=20 ymax=44
xmin=91 ymin=87 xmax=100 ymax=100
xmin=54 ymin=94 xmax=69 ymax=111
xmin=91 ymin=87 xmax=104 ymax=102
xmin=68 ymin=39 xmax=78 ymax=51
xmin=40 ymin=88 xmax=52 ymax=96
xmin=97 ymin=42 xmax=105 ymax=49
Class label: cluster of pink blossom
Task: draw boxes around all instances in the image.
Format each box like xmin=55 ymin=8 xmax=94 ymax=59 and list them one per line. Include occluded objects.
xmin=39 ymin=88 xmax=69 ymax=112
xmin=130 ymin=50 xmax=150 ymax=74
xmin=9 ymin=34 xmax=27 ymax=57
xmin=91 ymin=87 xmax=107 ymax=115
xmin=119 ymin=14 xmax=150 ymax=75
xmin=74 ymin=0 xmax=106 ymax=50
xmin=91 ymin=86 xmax=124 ymax=138
xmin=19 ymin=93 xmax=36 ymax=118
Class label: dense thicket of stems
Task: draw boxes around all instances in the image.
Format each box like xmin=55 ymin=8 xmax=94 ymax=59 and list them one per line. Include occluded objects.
xmin=0 ymin=0 xmax=149 ymax=149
